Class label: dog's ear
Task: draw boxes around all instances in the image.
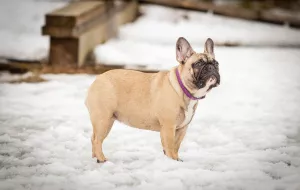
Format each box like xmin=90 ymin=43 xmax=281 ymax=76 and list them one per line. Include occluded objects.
xmin=204 ymin=38 xmax=215 ymax=58
xmin=176 ymin=37 xmax=194 ymax=64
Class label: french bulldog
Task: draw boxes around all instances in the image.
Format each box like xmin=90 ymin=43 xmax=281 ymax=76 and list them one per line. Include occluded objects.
xmin=85 ymin=37 xmax=220 ymax=162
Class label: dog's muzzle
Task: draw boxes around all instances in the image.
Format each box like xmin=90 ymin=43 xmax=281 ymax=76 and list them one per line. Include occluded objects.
xmin=193 ymin=63 xmax=220 ymax=89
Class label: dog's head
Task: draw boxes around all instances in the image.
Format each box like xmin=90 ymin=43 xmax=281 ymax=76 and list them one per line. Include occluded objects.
xmin=176 ymin=37 xmax=220 ymax=96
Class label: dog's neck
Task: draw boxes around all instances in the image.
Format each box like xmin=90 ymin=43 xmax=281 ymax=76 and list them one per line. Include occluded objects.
xmin=175 ymin=68 xmax=205 ymax=100
xmin=168 ymin=67 xmax=205 ymax=104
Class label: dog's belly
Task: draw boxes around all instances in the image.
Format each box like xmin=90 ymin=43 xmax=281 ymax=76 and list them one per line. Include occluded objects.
xmin=114 ymin=110 xmax=161 ymax=132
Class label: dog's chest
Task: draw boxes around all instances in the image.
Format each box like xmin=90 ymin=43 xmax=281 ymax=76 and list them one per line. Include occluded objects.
xmin=178 ymin=100 xmax=198 ymax=128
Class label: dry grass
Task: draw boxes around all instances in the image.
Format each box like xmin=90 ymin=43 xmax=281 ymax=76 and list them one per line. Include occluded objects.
xmin=41 ymin=64 xmax=159 ymax=74
xmin=1 ymin=61 xmax=160 ymax=84
xmin=9 ymin=72 xmax=47 ymax=83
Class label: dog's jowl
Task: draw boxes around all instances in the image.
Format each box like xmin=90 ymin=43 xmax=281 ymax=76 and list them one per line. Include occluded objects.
xmin=85 ymin=37 xmax=220 ymax=163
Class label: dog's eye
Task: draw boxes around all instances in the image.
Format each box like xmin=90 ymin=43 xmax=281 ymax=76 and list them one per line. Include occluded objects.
xmin=194 ymin=60 xmax=204 ymax=65
xmin=212 ymin=60 xmax=219 ymax=67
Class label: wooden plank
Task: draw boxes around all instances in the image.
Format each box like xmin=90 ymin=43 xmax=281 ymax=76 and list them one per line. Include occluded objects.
xmin=46 ymin=1 xmax=105 ymax=27
xmin=49 ymin=37 xmax=79 ymax=66
xmin=43 ymin=1 xmax=117 ymax=38
xmin=78 ymin=19 xmax=114 ymax=67
xmin=43 ymin=11 xmax=109 ymax=37
xmin=42 ymin=26 xmax=74 ymax=37
xmin=213 ymin=5 xmax=258 ymax=20
xmin=43 ymin=0 xmax=139 ymax=67
xmin=260 ymin=9 xmax=300 ymax=26
xmin=141 ymin=0 xmax=213 ymax=11
xmin=116 ymin=0 xmax=138 ymax=25
xmin=49 ymin=1 xmax=101 ymax=16
xmin=140 ymin=0 xmax=258 ymax=20
xmin=139 ymin=0 xmax=300 ymax=27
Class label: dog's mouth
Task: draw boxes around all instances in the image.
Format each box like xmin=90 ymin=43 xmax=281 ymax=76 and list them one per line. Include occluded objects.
xmin=206 ymin=76 xmax=218 ymax=92
xmin=193 ymin=63 xmax=220 ymax=91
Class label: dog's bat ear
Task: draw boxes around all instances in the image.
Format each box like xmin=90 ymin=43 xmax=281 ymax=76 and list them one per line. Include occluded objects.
xmin=204 ymin=38 xmax=215 ymax=58
xmin=176 ymin=37 xmax=194 ymax=64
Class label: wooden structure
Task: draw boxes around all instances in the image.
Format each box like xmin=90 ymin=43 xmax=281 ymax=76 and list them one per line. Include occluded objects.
xmin=42 ymin=0 xmax=138 ymax=67
xmin=140 ymin=0 xmax=300 ymax=27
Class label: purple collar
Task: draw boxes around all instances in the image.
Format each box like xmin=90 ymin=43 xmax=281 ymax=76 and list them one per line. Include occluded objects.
xmin=175 ymin=68 xmax=204 ymax=100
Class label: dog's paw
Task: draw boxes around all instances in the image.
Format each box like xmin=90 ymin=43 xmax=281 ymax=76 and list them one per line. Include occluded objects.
xmin=177 ymin=158 xmax=183 ymax=162
xmin=97 ymin=159 xmax=107 ymax=163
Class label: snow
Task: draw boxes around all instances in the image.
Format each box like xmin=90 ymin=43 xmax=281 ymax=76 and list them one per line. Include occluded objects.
xmin=1 ymin=47 xmax=300 ymax=190
xmin=1 ymin=2 xmax=300 ymax=189
xmin=125 ymin=5 xmax=300 ymax=46
xmin=95 ymin=40 xmax=300 ymax=71
xmin=0 ymin=0 xmax=68 ymax=61
xmin=94 ymin=5 xmax=300 ymax=68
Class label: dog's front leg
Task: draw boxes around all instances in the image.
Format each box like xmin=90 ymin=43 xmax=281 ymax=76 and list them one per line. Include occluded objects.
xmin=160 ymin=124 xmax=178 ymax=160
xmin=174 ymin=126 xmax=188 ymax=161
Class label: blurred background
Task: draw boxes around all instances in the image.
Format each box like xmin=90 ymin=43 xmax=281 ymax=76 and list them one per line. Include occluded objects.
xmin=0 ymin=0 xmax=300 ymax=73
xmin=0 ymin=1 xmax=300 ymax=190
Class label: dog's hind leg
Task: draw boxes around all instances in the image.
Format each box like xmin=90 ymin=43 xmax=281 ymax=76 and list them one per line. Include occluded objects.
xmin=86 ymin=75 xmax=117 ymax=163
xmin=90 ymin=111 xmax=114 ymax=163
xmin=91 ymin=133 xmax=96 ymax=158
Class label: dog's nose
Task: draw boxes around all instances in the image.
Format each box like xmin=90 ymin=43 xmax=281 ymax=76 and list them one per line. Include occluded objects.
xmin=207 ymin=65 xmax=215 ymax=71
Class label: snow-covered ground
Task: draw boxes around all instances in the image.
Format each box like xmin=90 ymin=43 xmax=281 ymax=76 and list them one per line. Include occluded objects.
xmin=1 ymin=2 xmax=300 ymax=189
xmin=94 ymin=5 xmax=300 ymax=68
xmin=0 ymin=0 xmax=68 ymax=61
xmin=1 ymin=47 xmax=300 ymax=190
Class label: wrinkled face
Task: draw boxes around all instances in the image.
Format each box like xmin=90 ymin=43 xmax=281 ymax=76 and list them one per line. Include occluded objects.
xmin=190 ymin=53 xmax=220 ymax=91
xmin=176 ymin=37 xmax=220 ymax=93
